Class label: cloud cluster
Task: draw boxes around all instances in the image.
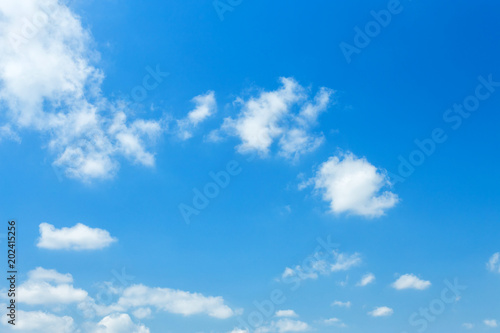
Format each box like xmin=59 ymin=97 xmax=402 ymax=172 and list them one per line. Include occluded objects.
xmin=4 ymin=266 xmax=235 ymax=332
xmin=0 ymin=0 xmax=163 ymax=182
xmin=217 ymin=77 xmax=334 ymax=160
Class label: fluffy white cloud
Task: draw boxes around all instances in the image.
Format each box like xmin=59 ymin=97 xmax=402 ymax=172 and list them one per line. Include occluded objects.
xmin=281 ymin=251 xmax=361 ymax=282
xmin=255 ymin=319 xmax=310 ymax=333
xmin=462 ymin=323 xmax=474 ymax=329
xmin=484 ymin=319 xmax=498 ymax=328
xmin=324 ymin=317 xmax=347 ymax=327
xmin=37 ymin=222 xmax=117 ymax=250
xmin=0 ymin=0 xmax=163 ymax=182
xmin=275 ymin=310 xmax=298 ymax=318
xmin=229 ymin=329 xmax=249 ymax=333
xmin=305 ymin=151 xmax=398 ymax=217
xmin=218 ymin=77 xmax=333 ymax=159
xmin=487 ymin=253 xmax=500 ymax=273
xmin=18 ymin=268 xmax=87 ymax=305
xmin=331 ymin=300 xmax=351 ymax=308
xmin=368 ymin=306 xmax=393 ymax=317
xmin=1 ymin=309 xmax=74 ymax=332
xmin=177 ymin=91 xmax=217 ymax=140
xmin=357 ymin=273 xmax=375 ymax=286
xmin=92 ymin=313 xmax=149 ymax=333
xmin=95 ymin=284 xmax=234 ymax=319
xmin=391 ymin=274 xmax=431 ymax=290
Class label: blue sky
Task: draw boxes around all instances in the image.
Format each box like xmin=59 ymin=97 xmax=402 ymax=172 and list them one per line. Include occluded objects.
xmin=1 ymin=0 xmax=500 ymax=332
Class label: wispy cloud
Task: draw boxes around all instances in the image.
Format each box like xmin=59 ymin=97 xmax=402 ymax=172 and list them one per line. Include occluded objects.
xmin=176 ymin=91 xmax=217 ymax=140
xmin=357 ymin=273 xmax=375 ymax=287
xmin=368 ymin=306 xmax=393 ymax=317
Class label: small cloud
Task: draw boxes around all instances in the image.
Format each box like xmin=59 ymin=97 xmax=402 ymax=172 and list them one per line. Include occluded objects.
xmin=357 ymin=273 xmax=375 ymax=287
xmin=368 ymin=306 xmax=393 ymax=317
xmin=331 ymin=301 xmax=351 ymax=308
xmin=324 ymin=317 xmax=347 ymax=327
xmin=176 ymin=91 xmax=217 ymax=140
xmin=485 ymin=319 xmax=498 ymax=328
xmin=275 ymin=310 xmax=298 ymax=318
xmin=462 ymin=323 xmax=474 ymax=329
xmin=37 ymin=222 xmax=117 ymax=250
xmin=487 ymin=253 xmax=500 ymax=273
xmin=392 ymin=274 xmax=431 ymax=290
xmin=307 ymin=151 xmax=398 ymax=218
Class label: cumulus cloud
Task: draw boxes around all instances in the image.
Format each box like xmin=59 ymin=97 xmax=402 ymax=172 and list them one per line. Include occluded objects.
xmin=305 ymin=151 xmax=398 ymax=217
xmin=487 ymin=253 xmax=500 ymax=273
xmin=218 ymin=77 xmax=334 ymax=160
xmin=37 ymin=222 xmax=117 ymax=250
xmin=368 ymin=306 xmax=393 ymax=317
xmin=1 ymin=309 xmax=75 ymax=332
xmin=462 ymin=323 xmax=474 ymax=329
xmin=281 ymin=251 xmax=361 ymax=282
xmin=176 ymin=91 xmax=217 ymax=140
xmin=87 ymin=284 xmax=234 ymax=319
xmin=391 ymin=274 xmax=431 ymax=290
xmin=275 ymin=310 xmax=298 ymax=318
xmin=484 ymin=319 xmax=498 ymax=328
xmin=0 ymin=0 xmax=164 ymax=182
xmin=18 ymin=267 xmax=87 ymax=305
xmin=92 ymin=313 xmax=150 ymax=333
xmin=357 ymin=273 xmax=375 ymax=287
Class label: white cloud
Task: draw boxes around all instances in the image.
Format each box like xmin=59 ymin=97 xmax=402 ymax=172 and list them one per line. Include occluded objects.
xmin=100 ymin=284 xmax=234 ymax=319
xmin=1 ymin=309 xmax=75 ymax=332
xmin=324 ymin=317 xmax=347 ymax=327
xmin=391 ymin=274 xmax=431 ymax=290
xmin=219 ymin=77 xmax=334 ymax=160
xmin=331 ymin=301 xmax=351 ymax=308
xmin=37 ymin=222 xmax=117 ymax=250
xmin=18 ymin=268 xmax=87 ymax=305
xmin=0 ymin=0 xmax=164 ymax=182
xmin=131 ymin=308 xmax=151 ymax=319
xmin=275 ymin=310 xmax=298 ymax=318
xmin=487 ymin=253 xmax=500 ymax=273
xmin=306 ymin=151 xmax=398 ymax=217
xmin=229 ymin=329 xmax=249 ymax=333
xmin=485 ymin=319 xmax=498 ymax=328
xmin=255 ymin=319 xmax=310 ymax=333
xmin=281 ymin=251 xmax=361 ymax=282
xmin=357 ymin=273 xmax=375 ymax=286
xmin=177 ymin=91 xmax=217 ymax=140
xmin=462 ymin=323 xmax=474 ymax=329
xmin=92 ymin=313 xmax=150 ymax=333
xmin=368 ymin=306 xmax=393 ymax=317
